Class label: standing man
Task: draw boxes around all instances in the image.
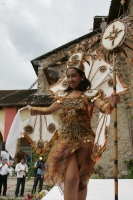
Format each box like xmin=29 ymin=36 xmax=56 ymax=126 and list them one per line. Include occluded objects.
xmin=15 ymin=158 xmax=28 ymax=198
xmin=31 ymin=158 xmax=45 ymax=194
xmin=0 ymin=158 xmax=10 ymax=196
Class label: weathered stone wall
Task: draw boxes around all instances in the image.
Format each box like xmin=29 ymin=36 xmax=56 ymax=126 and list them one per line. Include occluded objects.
xmin=128 ymin=0 xmax=133 ymax=16
xmin=128 ymin=0 xmax=133 ymax=103
xmin=36 ymin=61 xmax=50 ymax=95
xmin=97 ymin=104 xmax=133 ymax=178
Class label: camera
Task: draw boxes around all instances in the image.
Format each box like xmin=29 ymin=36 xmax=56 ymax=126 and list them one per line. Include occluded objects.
xmin=37 ymin=161 xmax=44 ymax=169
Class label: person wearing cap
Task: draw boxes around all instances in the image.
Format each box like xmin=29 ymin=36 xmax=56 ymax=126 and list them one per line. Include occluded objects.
xmin=31 ymin=157 xmax=45 ymax=194
xmin=15 ymin=158 xmax=28 ymax=198
xmin=0 ymin=158 xmax=10 ymax=196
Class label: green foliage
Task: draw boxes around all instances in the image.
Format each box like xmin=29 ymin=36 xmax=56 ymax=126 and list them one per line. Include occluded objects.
xmin=43 ymin=185 xmax=53 ymax=191
xmin=90 ymin=173 xmax=100 ymax=179
xmin=12 ymin=170 xmax=17 ymax=177
xmin=15 ymin=150 xmax=27 ymax=163
xmin=26 ymin=150 xmax=38 ymax=180
xmin=123 ymin=159 xmax=133 ymax=179
xmin=26 ymin=162 xmax=35 ymax=180
xmin=26 ymin=146 xmax=53 ymax=181
xmin=90 ymin=163 xmax=100 ymax=179
xmin=93 ymin=163 xmax=99 ymax=172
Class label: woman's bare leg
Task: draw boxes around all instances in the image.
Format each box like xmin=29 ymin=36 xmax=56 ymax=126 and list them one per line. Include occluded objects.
xmin=64 ymin=152 xmax=79 ymax=200
xmin=76 ymin=141 xmax=94 ymax=200
xmin=77 ymin=187 xmax=87 ymax=200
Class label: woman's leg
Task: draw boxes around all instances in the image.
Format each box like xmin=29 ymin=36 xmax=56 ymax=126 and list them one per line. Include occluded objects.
xmin=77 ymin=187 xmax=87 ymax=200
xmin=64 ymin=152 xmax=79 ymax=200
xmin=77 ymin=141 xmax=94 ymax=200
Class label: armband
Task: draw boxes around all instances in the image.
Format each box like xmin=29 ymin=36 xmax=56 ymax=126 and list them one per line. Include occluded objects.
xmin=98 ymin=101 xmax=113 ymax=114
xmin=31 ymin=107 xmax=51 ymax=115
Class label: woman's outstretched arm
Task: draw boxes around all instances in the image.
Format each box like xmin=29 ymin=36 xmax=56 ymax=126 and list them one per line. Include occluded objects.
xmin=31 ymin=101 xmax=60 ymax=115
xmin=19 ymin=101 xmax=60 ymax=115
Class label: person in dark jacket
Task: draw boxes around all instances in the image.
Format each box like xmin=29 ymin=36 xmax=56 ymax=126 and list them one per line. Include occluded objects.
xmin=31 ymin=158 xmax=46 ymax=194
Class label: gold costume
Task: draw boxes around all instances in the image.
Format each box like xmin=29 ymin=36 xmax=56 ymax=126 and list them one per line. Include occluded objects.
xmin=45 ymin=94 xmax=95 ymax=191
xmin=31 ymin=107 xmax=51 ymax=115
xmin=98 ymin=101 xmax=113 ymax=114
xmin=31 ymin=90 xmax=113 ymax=191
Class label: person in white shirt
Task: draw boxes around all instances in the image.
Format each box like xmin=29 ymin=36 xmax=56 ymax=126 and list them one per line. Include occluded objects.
xmin=0 ymin=158 xmax=10 ymax=196
xmin=15 ymin=158 xmax=28 ymax=198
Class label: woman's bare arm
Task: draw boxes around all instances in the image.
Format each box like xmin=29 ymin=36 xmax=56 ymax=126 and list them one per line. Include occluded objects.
xmin=19 ymin=101 xmax=60 ymax=115
xmin=49 ymin=101 xmax=60 ymax=113
xmin=31 ymin=101 xmax=60 ymax=115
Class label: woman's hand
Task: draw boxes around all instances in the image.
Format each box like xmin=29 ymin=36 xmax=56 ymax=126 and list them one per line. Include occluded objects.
xmin=19 ymin=105 xmax=31 ymax=112
xmin=110 ymin=93 xmax=120 ymax=108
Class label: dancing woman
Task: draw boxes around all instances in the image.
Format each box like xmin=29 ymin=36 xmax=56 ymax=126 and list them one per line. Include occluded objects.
xmin=22 ymin=53 xmax=120 ymax=200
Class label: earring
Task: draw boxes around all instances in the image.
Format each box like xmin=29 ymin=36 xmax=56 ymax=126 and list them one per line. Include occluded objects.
xmin=82 ymin=79 xmax=84 ymax=81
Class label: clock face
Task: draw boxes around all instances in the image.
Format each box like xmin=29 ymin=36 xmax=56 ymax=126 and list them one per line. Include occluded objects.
xmin=101 ymin=20 xmax=126 ymax=50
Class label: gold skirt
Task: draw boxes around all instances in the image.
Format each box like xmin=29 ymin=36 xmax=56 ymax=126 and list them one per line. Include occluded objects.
xmin=44 ymin=134 xmax=95 ymax=192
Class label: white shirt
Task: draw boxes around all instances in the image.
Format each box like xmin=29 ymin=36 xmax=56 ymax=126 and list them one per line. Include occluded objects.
xmin=0 ymin=163 xmax=9 ymax=175
xmin=15 ymin=163 xmax=28 ymax=178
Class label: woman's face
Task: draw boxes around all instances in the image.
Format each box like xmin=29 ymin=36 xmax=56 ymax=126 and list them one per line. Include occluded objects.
xmin=66 ymin=68 xmax=84 ymax=89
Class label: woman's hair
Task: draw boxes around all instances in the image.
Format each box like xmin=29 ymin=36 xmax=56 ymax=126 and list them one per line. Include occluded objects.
xmin=64 ymin=68 xmax=91 ymax=92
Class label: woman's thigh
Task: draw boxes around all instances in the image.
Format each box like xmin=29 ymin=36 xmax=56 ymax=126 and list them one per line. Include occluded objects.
xmin=65 ymin=152 xmax=79 ymax=186
xmin=77 ymin=142 xmax=94 ymax=191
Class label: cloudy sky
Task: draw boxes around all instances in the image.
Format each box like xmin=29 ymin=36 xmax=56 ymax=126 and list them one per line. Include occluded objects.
xmin=0 ymin=0 xmax=111 ymax=90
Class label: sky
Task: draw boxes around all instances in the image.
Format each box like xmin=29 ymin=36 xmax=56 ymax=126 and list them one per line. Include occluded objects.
xmin=0 ymin=0 xmax=111 ymax=90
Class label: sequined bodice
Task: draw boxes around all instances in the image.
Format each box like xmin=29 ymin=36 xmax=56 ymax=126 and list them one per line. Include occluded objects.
xmin=58 ymin=96 xmax=93 ymax=141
